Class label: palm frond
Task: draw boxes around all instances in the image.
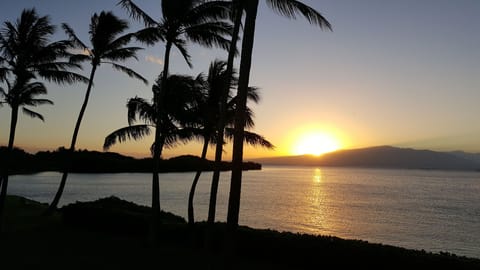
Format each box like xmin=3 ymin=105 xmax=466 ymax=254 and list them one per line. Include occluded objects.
xmin=31 ymin=61 xmax=83 ymax=72
xmin=225 ymin=128 xmax=275 ymax=149
xmin=126 ymin=96 xmax=155 ymax=125
xmin=22 ymin=107 xmax=45 ymax=121
xmin=106 ymin=62 xmax=148 ymax=85
xmin=0 ymin=67 xmax=11 ymax=82
xmin=103 ymin=124 xmax=151 ymax=150
xmin=118 ymin=0 xmax=158 ymax=27
xmin=24 ymin=98 xmax=54 ymax=106
xmin=133 ymin=26 xmax=165 ymax=45
xmin=37 ymin=69 xmax=89 ymax=85
xmin=172 ymin=39 xmax=192 ymax=68
xmin=243 ymin=130 xmax=275 ymax=149
xmin=68 ymin=54 xmax=91 ymax=65
xmin=267 ymin=0 xmax=332 ymax=30
xmin=185 ymin=1 xmax=232 ymax=25
xmin=61 ymin=23 xmax=89 ymax=50
xmin=102 ymin=47 xmax=143 ymax=62
xmin=184 ymin=21 xmax=232 ymax=51
xmin=19 ymin=81 xmax=47 ymax=96
xmin=106 ymin=32 xmax=136 ymax=51
xmin=247 ymin=86 xmax=261 ymax=104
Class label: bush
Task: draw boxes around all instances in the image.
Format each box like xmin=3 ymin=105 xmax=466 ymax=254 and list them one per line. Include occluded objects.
xmin=61 ymin=196 xmax=185 ymax=235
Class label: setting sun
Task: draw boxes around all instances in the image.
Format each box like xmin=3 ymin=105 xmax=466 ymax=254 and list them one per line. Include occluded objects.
xmin=293 ymin=132 xmax=341 ymax=156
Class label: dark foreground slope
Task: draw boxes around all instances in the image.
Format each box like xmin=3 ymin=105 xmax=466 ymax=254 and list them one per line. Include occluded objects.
xmin=1 ymin=195 xmax=479 ymax=270
xmin=254 ymin=146 xmax=480 ymax=171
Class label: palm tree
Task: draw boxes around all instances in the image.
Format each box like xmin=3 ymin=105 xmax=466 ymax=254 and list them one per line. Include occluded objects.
xmin=227 ymin=0 xmax=332 ymax=230
xmin=118 ymin=0 xmax=232 ymax=235
xmin=45 ymin=11 xmax=148 ymax=214
xmin=104 ymin=74 xmax=205 ymax=152
xmin=104 ymin=76 xmax=205 ymax=232
xmin=105 ymin=73 xmax=207 ymax=148
xmin=186 ymin=60 xmax=273 ymax=225
xmin=209 ymin=0 xmax=243 ymax=228
xmin=0 ymin=8 xmax=87 ymax=229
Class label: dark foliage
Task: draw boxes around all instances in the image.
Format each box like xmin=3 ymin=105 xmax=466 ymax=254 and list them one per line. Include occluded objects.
xmin=0 ymin=147 xmax=261 ymax=174
xmin=61 ymin=196 xmax=185 ymax=235
xmin=2 ymin=195 xmax=479 ymax=269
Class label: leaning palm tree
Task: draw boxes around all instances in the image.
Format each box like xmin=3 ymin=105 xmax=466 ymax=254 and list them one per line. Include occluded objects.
xmin=186 ymin=60 xmax=274 ymax=225
xmin=227 ymin=0 xmax=332 ymax=229
xmin=45 ymin=11 xmax=148 ymax=214
xmin=0 ymin=8 xmax=87 ymax=229
xmin=118 ymin=0 xmax=232 ymax=235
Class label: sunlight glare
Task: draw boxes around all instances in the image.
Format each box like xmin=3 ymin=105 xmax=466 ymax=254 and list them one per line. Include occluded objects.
xmin=293 ymin=132 xmax=341 ymax=156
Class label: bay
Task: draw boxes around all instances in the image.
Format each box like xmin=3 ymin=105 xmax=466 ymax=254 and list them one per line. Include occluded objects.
xmin=8 ymin=166 xmax=480 ymax=258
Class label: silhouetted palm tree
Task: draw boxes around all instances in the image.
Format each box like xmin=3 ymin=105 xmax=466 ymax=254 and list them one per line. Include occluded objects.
xmin=104 ymin=74 xmax=204 ymax=164
xmin=186 ymin=60 xmax=273 ymax=225
xmin=118 ymin=0 xmax=232 ymax=237
xmin=209 ymin=0 xmax=244 ymax=229
xmin=227 ymin=0 xmax=332 ymax=230
xmin=0 ymin=8 xmax=87 ymax=229
xmin=46 ymin=11 xmax=148 ymax=214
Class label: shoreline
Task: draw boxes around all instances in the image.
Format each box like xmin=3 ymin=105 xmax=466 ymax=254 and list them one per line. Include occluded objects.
xmin=2 ymin=195 xmax=479 ymax=269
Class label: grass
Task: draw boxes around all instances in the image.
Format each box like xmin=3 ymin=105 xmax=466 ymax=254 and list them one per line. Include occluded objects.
xmin=1 ymin=195 xmax=479 ymax=269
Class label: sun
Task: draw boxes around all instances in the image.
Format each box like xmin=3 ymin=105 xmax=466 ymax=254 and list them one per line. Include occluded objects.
xmin=293 ymin=132 xmax=341 ymax=156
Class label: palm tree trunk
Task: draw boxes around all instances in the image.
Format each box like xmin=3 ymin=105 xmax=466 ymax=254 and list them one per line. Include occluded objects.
xmin=150 ymin=133 xmax=165 ymax=243
xmin=208 ymin=1 xmax=243 ymax=224
xmin=46 ymin=64 xmax=98 ymax=214
xmin=188 ymin=135 xmax=210 ymax=225
xmin=0 ymin=105 xmax=19 ymax=232
xmin=150 ymin=41 xmax=172 ymax=243
xmin=227 ymin=0 xmax=259 ymax=229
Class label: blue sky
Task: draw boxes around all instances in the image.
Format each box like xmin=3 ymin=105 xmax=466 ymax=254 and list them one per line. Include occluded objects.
xmin=1 ymin=0 xmax=479 ymax=158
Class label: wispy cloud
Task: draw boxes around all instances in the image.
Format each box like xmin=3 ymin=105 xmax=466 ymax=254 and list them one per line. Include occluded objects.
xmin=70 ymin=48 xmax=91 ymax=56
xmin=145 ymin=55 xmax=164 ymax=66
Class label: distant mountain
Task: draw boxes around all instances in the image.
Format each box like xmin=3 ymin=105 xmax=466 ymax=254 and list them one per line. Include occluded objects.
xmin=251 ymin=146 xmax=480 ymax=171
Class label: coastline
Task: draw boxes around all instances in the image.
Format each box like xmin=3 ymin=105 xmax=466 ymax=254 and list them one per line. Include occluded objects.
xmin=2 ymin=195 xmax=479 ymax=269
xmin=0 ymin=148 xmax=261 ymax=174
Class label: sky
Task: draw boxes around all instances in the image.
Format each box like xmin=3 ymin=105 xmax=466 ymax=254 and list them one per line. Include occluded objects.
xmin=1 ymin=0 xmax=479 ymax=159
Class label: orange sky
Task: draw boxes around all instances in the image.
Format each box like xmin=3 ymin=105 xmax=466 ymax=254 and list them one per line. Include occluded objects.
xmin=1 ymin=1 xmax=480 ymax=159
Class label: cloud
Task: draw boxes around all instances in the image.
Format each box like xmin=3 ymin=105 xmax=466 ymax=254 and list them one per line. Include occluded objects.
xmin=145 ymin=55 xmax=164 ymax=66
xmin=70 ymin=48 xmax=91 ymax=56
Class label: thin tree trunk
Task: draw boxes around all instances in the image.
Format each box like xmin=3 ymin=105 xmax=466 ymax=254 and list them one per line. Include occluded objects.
xmin=45 ymin=64 xmax=97 ymax=215
xmin=0 ymin=105 xmax=19 ymax=232
xmin=150 ymin=41 xmax=172 ymax=244
xmin=188 ymin=135 xmax=209 ymax=225
xmin=150 ymin=133 xmax=165 ymax=244
xmin=208 ymin=2 xmax=243 ymax=224
xmin=227 ymin=0 xmax=259 ymax=229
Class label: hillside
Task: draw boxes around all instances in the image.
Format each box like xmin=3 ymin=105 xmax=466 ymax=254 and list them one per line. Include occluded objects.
xmin=252 ymin=146 xmax=480 ymax=171
xmin=0 ymin=147 xmax=261 ymax=174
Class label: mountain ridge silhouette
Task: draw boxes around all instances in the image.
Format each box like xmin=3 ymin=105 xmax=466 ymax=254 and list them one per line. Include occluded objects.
xmin=251 ymin=145 xmax=480 ymax=171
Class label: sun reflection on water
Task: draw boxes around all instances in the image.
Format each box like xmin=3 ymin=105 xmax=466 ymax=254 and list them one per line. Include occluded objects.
xmin=313 ymin=168 xmax=322 ymax=183
xmin=300 ymin=167 xmax=346 ymax=237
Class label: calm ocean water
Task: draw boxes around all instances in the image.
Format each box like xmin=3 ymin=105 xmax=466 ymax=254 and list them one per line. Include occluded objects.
xmin=8 ymin=166 xmax=480 ymax=258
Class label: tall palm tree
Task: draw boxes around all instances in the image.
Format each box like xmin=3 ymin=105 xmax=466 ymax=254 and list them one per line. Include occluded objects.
xmin=186 ymin=60 xmax=273 ymax=225
xmin=0 ymin=8 xmax=87 ymax=229
xmin=227 ymin=0 xmax=332 ymax=229
xmin=118 ymin=0 xmax=232 ymax=235
xmin=45 ymin=11 xmax=148 ymax=214
xmin=209 ymin=0 xmax=244 ymax=228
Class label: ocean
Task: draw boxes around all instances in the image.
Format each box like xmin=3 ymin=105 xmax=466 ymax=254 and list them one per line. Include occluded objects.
xmin=7 ymin=166 xmax=480 ymax=258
